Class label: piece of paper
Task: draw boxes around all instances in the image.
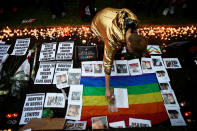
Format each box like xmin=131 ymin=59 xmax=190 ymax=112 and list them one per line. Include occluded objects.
xmin=151 ymin=56 xmax=165 ymax=70
xmin=0 ymin=43 xmax=10 ymax=64
xmin=34 ymin=62 xmax=56 ymax=84
xmin=147 ymin=45 xmax=162 ymax=55
xmin=166 ymin=107 xmax=186 ymax=126
xmin=19 ymin=93 xmax=45 ymax=125
xmin=109 ymin=121 xmax=126 ymax=128
xmin=68 ymin=85 xmax=83 ymax=105
xmin=93 ymin=61 xmax=105 ymax=77
xmin=92 ymin=116 xmax=108 ymax=129
xmin=141 ymin=57 xmax=154 ymax=74
xmin=66 ymin=85 xmax=83 ymax=120
xmin=81 ymin=61 xmax=94 ymax=76
xmin=129 ymin=118 xmax=152 ymax=127
xmin=53 ymin=61 xmax=73 ymax=84
xmin=159 ymin=82 xmax=172 ymax=92
xmin=44 ymin=93 xmax=66 ymax=108
xmin=64 ymin=121 xmax=87 ymax=130
xmin=56 ymin=72 xmax=69 ymax=89
xmin=115 ymin=60 xmax=129 ymax=76
xmin=155 ymin=68 xmax=170 ymax=83
xmin=56 ymin=41 xmax=74 ymax=60
xmin=65 ymin=104 xmax=82 ymax=120
xmin=114 ymin=88 xmax=129 ymax=108
xmin=68 ymin=68 xmax=81 ymax=85
xmin=127 ymin=59 xmax=142 ymax=76
xmin=110 ymin=61 xmax=117 ymax=76
xmin=163 ymin=58 xmax=182 ymax=69
xmin=161 ymin=90 xmax=180 ymax=109
xmin=11 ymin=38 xmax=30 ymax=56
xmin=39 ymin=42 xmax=57 ymax=61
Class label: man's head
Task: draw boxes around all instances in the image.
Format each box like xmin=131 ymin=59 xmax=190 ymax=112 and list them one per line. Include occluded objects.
xmin=126 ymin=31 xmax=147 ymax=57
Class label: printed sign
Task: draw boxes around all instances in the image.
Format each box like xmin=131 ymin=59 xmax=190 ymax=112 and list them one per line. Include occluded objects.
xmin=19 ymin=93 xmax=45 ymax=125
xmin=56 ymin=41 xmax=74 ymax=60
xmin=39 ymin=42 xmax=56 ymax=61
xmin=11 ymin=38 xmax=30 ymax=56
xmin=34 ymin=62 xmax=56 ymax=84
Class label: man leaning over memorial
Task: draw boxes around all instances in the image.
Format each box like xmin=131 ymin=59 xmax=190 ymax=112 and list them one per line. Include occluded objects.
xmin=91 ymin=8 xmax=147 ymax=99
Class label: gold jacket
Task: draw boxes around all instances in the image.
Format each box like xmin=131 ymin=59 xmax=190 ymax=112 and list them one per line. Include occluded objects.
xmin=91 ymin=8 xmax=138 ymax=74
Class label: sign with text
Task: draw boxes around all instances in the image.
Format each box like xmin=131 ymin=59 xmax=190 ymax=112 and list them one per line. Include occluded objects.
xmin=56 ymin=41 xmax=74 ymax=60
xmin=77 ymin=46 xmax=97 ymax=60
xmin=39 ymin=42 xmax=57 ymax=61
xmin=11 ymin=38 xmax=30 ymax=56
xmin=53 ymin=61 xmax=73 ymax=84
xmin=0 ymin=43 xmax=10 ymax=64
xmin=19 ymin=93 xmax=45 ymax=125
xmin=34 ymin=62 xmax=56 ymax=84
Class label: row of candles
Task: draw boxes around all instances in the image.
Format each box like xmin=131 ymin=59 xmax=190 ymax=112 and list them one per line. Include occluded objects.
xmin=0 ymin=25 xmax=196 ymax=44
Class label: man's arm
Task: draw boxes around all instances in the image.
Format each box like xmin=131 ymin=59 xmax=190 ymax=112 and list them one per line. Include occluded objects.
xmin=105 ymin=73 xmax=111 ymax=99
xmin=103 ymin=40 xmax=116 ymax=99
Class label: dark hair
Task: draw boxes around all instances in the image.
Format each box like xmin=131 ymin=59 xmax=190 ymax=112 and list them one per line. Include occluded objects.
xmin=128 ymin=33 xmax=147 ymax=57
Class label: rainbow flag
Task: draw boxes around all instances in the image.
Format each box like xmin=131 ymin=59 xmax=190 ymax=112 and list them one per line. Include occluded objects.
xmin=80 ymin=73 xmax=168 ymax=127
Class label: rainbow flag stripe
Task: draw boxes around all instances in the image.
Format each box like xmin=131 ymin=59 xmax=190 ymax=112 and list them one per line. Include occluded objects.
xmin=80 ymin=73 xmax=168 ymax=126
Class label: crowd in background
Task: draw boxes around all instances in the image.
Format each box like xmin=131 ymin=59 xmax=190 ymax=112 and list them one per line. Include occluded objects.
xmin=0 ymin=0 xmax=196 ymax=22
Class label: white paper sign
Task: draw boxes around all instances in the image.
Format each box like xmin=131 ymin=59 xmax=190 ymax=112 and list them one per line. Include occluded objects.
xmin=115 ymin=60 xmax=129 ymax=76
xmin=39 ymin=42 xmax=56 ymax=61
xmin=127 ymin=59 xmax=142 ymax=76
xmin=56 ymin=41 xmax=74 ymax=60
xmin=34 ymin=62 xmax=56 ymax=84
xmin=56 ymin=72 xmax=69 ymax=89
xmin=66 ymin=85 xmax=83 ymax=120
xmin=64 ymin=121 xmax=87 ymax=130
xmin=151 ymin=56 xmax=165 ymax=70
xmin=109 ymin=121 xmax=126 ymax=128
xmin=93 ymin=61 xmax=105 ymax=77
xmin=155 ymin=69 xmax=170 ymax=83
xmin=161 ymin=90 xmax=180 ymax=109
xmin=141 ymin=57 xmax=154 ymax=74
xmin=11 ymin=38 xmax=30 ymax=56
xmin=159 ymin=82 xmax=172 ymax=92
xmin=129 ymin=118 xmax=152 ymax=127
xmin=68 ymin=85 xmax=83 ymax=104
xmin=53 ymin=61 xmax=73 ymax=84
xmin=0 ymin=44 xmax=10 ymax=64
xmin=68 ymin=68 xmax=81 ymax=85
xmin=92 ymin=116 xmax=108 ymax=129
xmin=163 ymin=58 xmax=182 ymax=69
xmin=166 ymin=107 xmax=186 ymax=126
xmin=81 ymin=61 xmax=93 ymax=76
xmin=19 ymin=93 xmax=45 ymax=125
xmin=110 ymin=61 xmax=117 ymax=76
xmin=65 ymin=104 xmax=82 ymax=120
xmin=114 ymin=88 xmax=129 ymax=108
xmin=44 ymin=93 xmax=66 ymax=108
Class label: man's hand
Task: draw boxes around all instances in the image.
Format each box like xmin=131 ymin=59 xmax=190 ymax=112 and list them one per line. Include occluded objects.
xmin=105 ymin=88 xmax=111 ymax=99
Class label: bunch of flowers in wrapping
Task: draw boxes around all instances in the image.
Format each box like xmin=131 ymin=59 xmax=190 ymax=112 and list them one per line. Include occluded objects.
xmin=10 ymin=50 xmax=33 ymax=99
